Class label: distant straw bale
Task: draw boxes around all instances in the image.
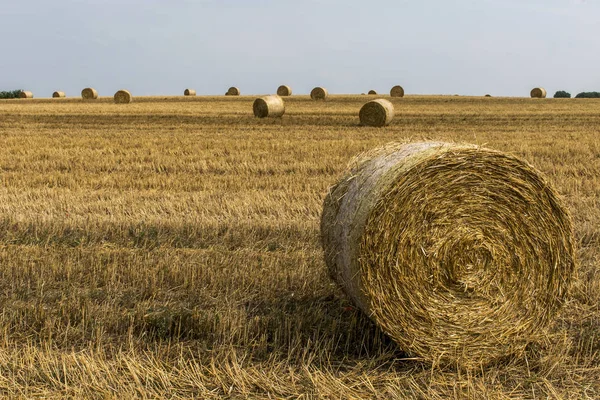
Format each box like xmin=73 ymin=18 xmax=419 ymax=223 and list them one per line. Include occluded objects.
xmin=485 ymin=94 xmax=492 ymax=97
xmin=277 ymin=85 xmax=292 ymax=96
xmin=19 ymin=91 xmax=33 ymax=99
xmin=321 ymin=142 xmax=575 ymax=367
xmin=226 ymin=87 xmax=240 ymax=96
xmin=310 ymin=87 xmax=328 ymax=100
xmin=253 ymin=95 xmax=285 ymax=118
xmin=81 ymin=88 xmax=98 ymax=100
xmin=530 ymin=87 xmax=547 ymax=98
xmin=184 ymin=89 xmax=196 ymax=96
xmin=390 ymin=85 xmax=405 ymax=97
xmin=113 ymin=89 xmax=132 ymax=104
xmin=52 ymin=91 xmax=66 ymax=98
xmin=359 ymin=99 xmax=394 ymax=127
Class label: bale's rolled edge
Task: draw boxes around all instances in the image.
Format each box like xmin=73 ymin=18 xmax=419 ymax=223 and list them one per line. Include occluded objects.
xmin=253 ymin=95 xmax=285 ymax=118
xmin=321 ymin=142 xmax=576 ymax=367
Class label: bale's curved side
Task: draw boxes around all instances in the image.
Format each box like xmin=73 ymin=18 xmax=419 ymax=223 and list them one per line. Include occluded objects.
xmin=277 ymin=85 xmax=292 ymax=96
xmin=81 ymin=88 xmax=98 ymax=100
xmin=253 ymin=95 xmax=285 ymax=118
xmin=359 ymin=99 xmax=394 ymax=127
xmin=114 ymin=89 xmax=132 ymax=104
xmin=19 ymin=91 xmax=33 ymax=99
xmin=368 ymin=90 xmax=377 ymax=95
xmin=530 ymin=87 xmax=547 ymax=98
xmin=226 ymin=87 xmax=240 ymax=96
xmin=390 ymin=85 xmax=405 ymax=97
xmin=184 ymin=89 xmax=196 ymax=96
xmin=52 ymin=91 xmax=66 ymax=98
xmin=310 ymin=87 xmax=328 ymax=100
xmin=321 ymin=142 xmax=575 ymax=367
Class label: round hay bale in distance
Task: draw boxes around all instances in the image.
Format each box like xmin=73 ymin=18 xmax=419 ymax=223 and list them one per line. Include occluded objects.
xmin=52 ymin=91 xmax=66 ymax=98
xmin=321 ymin=142 xmax=575 ymax=367
xmin=226 ymin=87 xmax=240 ymax=96
xmin=368 ymin=90 xmax=377 ymax=95
xmin=19 ymin=91 xmax=33 ymax=99
xmin=81 ymin=88 xmax=98 ymax=100
xmin=485 ymin=94 xmax=492 ymax=97
xmin=359 ymin=99 xmax=394 ymax=127
xmin=310 ymin=87 xmax=328 ymax=100
xmin=184 ymin=89 xmax=196 ymax=96
xmin=253 ymin=95 xmax=285 ymax=118
xmin=390 ymin=85 xmax=405 ymax=97
xmin=530 ymin=87 xmax=547 ymax=98
xmin=113 ymin=89 xmax=132 ymax=104
xmin=276 ymin=85 xmax=292 ymax=96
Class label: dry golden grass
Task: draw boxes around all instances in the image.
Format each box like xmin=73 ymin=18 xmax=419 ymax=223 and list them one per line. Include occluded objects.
xmin=0 ymin=95 xmax=599 ymax=398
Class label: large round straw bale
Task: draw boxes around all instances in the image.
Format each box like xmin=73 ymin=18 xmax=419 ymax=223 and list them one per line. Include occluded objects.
xmin=321 ymin=142 xmax=575 ymax=367
xmin=277 ymin=85 xmax=292 ymax=96
xmin=184 ymin=89 xmax=196 ymax=96
xmin=52 ymin=91 xmax=66 ymax=98
xmin=113 ymin=89 xmax=132 ymax=104
xmin=390 ymin=85 xmax=405 ymax=97
xmin=359 ymin=99 xmax=394 ymax=127
xmin=81 ymin=88 xmax=98 ymax=100
xmin=19 ymin=91 xmax=33 ymax=99
xmin=530 ymin=87 xmax=547 ymax=98
xmin=310 ymin=87 xmax=328 ymax=100
xmin=368 ymin=90 xmax=377 ymax=95
xmin=253 ymin=95 xmax=285 ymax=118
xmin=226 ymin=87 xmax=240 ymax=96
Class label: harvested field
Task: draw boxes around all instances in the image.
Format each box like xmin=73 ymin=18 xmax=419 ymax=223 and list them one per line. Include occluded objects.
xmin=0 ymin=95 xmax=599 ymax=398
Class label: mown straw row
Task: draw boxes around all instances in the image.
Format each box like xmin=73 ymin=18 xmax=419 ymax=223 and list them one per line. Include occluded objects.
xmin=321 ymin=142 xmax=575 ymax=367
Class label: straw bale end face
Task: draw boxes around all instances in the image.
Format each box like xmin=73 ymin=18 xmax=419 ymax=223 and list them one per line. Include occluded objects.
xmin=253 ymin=95 xmax=285 ymax=118
xmin=276 ymin=85 xmax=292 ymax=96
xmin=368 ymin=90 xmax=377 ymax=95
xmin=390 ymin=85 xmax=405 ymax=97
xmin=52 ymin=91 xmax=66 ymax=98
xmin=81 ymin=88 xmax=98 ymax=100
xmin=184 ymin=89 xmax=196 ymax=96
xmin=359 ymin=99 xmax=394 ymax=127
xmin=226 ymin=87 xmax=240 ymax=96
xmin=530 ymin=87 xmax=547 ymax=98
xmin=321 ymin=142 xmax=576 ymax=367
xmin=310 ymin=87 xmax=328 ymax=100
xmin=114 ymin=89 xmax=132 ymax=104
xmin=19 ymin=91 xmax=33 ymax=99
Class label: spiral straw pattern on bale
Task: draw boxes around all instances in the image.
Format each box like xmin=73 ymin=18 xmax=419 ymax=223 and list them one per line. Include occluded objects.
xmin=184 ymin=89 xmax=196 ymax=96
xmin=113 ymin=89 xmax=132 ymax=104
xmin=253 ymin=95 xmax=285 ymax=118
xmin=390 ymin=85 xmax=405 ymax=97
xmin=530 ymin=87 xmax=547 ymax=98
xmin=19 ymin=91 xmax=33 ymax=99
xmin=52 ymin=91 xmax=65 ymax=98
xmin=310 ymin=87 xmax=328 ymax=100
xmin=321 ymin=142 xmax=575 ymax=367
xmin=81 ymin=88 xmax=98 ymax=100
xmin=359 ymin=99 xmax=394 ymax=127
xmin=226 ymin=87 xmax=240 ymax=96
xmin=277 ymin=85 xmax=292 ymax=96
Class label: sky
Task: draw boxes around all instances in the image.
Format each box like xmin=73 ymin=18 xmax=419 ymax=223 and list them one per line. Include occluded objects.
xmin=1 ymin=0 xmax=599 ymax=97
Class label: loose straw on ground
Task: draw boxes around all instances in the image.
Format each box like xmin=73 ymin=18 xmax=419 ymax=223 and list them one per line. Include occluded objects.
xmin=184 ymin=89 xmax=196 ymax=96
xmin=19 ymin=91 xmax=33 ymax=99
xmin=530 ymin=87 xmax=547 ymax=98
xmin=277 ymin=85 xmax=292 ymax=96
xmin=359 ymin=99 xmax=394 ymax=127
xmin=321 ymin=142 xmax=575 ymax=367
xmin=253 ymin=95 xmax=285 ymax=118
xmin=226 ymin=87 xmax=240 ymax=96
xmin=81 ymin=88 xmax=98 ymax=100
xmin=310 ymin=87 xmax=328 ymax=100
xmin=52 ymin=91 xmax=65 ymax=98
xmin=390 ymin=85 xmax=405 ymax=97
xmin=113 ymin=89 xmax=132 ymax=104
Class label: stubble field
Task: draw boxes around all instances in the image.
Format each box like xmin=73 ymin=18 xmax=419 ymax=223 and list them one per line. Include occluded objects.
xmin=0 ymin=94 xmax=599 ymax=398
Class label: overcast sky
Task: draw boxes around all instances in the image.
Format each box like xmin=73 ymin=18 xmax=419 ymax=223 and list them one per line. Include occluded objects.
xmin=1 ymin=0 xmax=599 ymax=97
